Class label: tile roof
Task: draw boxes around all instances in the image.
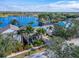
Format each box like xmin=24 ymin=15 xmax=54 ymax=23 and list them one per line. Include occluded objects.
xmin=0 ymin=24 xmax=19 ymax=33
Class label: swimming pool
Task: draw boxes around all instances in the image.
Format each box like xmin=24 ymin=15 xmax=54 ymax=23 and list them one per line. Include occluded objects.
xmin=57 ymin=21 xmax=73 ymax=28
xmin=0 ymin=16 xmax=39 ymax=28
xmin=57 ymin=21 xmax=66 ymax=27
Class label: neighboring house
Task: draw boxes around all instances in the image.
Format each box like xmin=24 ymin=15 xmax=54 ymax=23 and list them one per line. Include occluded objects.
xmin=76 ymin=17 xmax=79 ymax=20
xmin=0 ymin=24 xmax=21 ymax=41
xmin=34 ymin=25 xmax=54 ymax=35
xmin=46 ymin=28 xmax=54 ymax=35
xmin=57 ymin=19 xmax=74 ymax=29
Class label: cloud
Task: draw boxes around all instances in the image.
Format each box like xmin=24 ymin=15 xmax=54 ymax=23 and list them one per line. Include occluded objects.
xmin=47 ymin=1 xmax=79 ymax=12
xmin=0 ymin=0 xmax=79 ymax=12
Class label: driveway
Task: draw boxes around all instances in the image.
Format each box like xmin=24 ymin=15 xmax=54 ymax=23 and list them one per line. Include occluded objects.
xmin=67 ymin=38 xmax=79 ymax=46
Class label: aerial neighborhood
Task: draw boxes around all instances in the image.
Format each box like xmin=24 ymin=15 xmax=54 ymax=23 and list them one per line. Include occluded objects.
xmin=0 ymin=12 xmax=79 ymax=58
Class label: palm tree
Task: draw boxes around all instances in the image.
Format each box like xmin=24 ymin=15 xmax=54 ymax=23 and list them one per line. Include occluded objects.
xmin=25 ymin=25 xmax=34 ymax=34
xmin=17 ymin=30 xmax=28 ymax=46
xmin=47 ymin=26 xmax=53 ymax=30
xmin=36 ymin=28 xmax=46 ymax=40
xmin=0 ymin=21 xmax=3 ymax=24
xmin=28 ymin=21 xmax=34 ymax=26
xmin=25 ymin=25 xmax=34 ymax=46
xmin=17 ymin=25 xmax=34 ymax=46
xmin=10 ymin=19 xmax=19 ymax=25
xmin=38 ymin=13 xmax=50 ymax=26
xmin=39 ymin=19 xmax=46 ymax=26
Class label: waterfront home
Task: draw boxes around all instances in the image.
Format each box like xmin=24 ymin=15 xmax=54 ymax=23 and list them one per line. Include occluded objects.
xmin=1 ymin=24 xmax=19 ymax=34
xmin=0 ymin=24 xmax=22 ymax=41
xmin=34 ymin=25 xmax=54 ymax=35
xmin=57 ymin=19 xmax=73 ymax=29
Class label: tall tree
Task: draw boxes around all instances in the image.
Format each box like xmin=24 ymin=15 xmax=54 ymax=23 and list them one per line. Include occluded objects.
xmin=36 ymin=28 xmax=46 ymax=39
xmin=10 ymin=19 xmax=19 ymax=25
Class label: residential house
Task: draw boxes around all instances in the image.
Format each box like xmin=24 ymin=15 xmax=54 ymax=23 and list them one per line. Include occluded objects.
xmin=0 ymin=24 xmax=22 ymax=41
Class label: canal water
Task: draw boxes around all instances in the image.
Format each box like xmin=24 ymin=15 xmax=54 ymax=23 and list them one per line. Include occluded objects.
xmin=0 ymin=16 xmax=39 ymax=28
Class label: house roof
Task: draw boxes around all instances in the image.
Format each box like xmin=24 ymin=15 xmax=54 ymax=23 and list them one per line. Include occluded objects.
xmin=57 ymin=20 xmax=73 ymax=28
xmin=2 ymin=29 xmax=15 ymax=34
xmin=0 ymin=24 xmax=19 ymax=34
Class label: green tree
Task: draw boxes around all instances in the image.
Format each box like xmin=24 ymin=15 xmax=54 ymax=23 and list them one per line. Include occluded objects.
xmin=46 ymin=36 xmax=65 ymax=58
xmin=54 ymin=23 xmax=78 ymax=40
xmin=36 ymin=28 xmax=46 ymax=39
xmin=0 ymin=21 xmax=3 ymax=24
xmin=72 ymin=19 xmax=79 ymax=37
xmin=47 ymin=39 xmax=79 ymax=58
xmin=17 ymin=25 xmax=34 ymax=46
xmin=28 ymin=21 xmax=34 ymax=26
xmin=0 ymin=34 xmax=23 ymax=57
xmin=10 ymin=19 xmax=19 ymax=25
xmin=25 ymin=25 xmax=34 ymax=34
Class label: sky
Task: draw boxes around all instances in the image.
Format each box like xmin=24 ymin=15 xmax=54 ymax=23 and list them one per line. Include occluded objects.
xmin=0 ymin=0 xmax=79 ymax=12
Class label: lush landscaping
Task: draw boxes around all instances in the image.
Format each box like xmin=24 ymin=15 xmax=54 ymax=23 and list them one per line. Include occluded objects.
xmin=0 ymin=33 xmax=45 ymax=57
xmin=37 ymin=13 xmax=79 ymax=58
xmin=0 ymin=12 xmax=79 ymax=58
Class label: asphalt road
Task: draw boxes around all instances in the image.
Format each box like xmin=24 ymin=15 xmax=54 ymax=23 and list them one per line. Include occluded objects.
xmin=25 ymin=51 xmax=47 ymax=58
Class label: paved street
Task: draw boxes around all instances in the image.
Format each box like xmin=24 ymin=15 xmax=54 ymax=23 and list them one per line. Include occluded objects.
xmin=25 ymin=51 xmax=47 ymax=58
